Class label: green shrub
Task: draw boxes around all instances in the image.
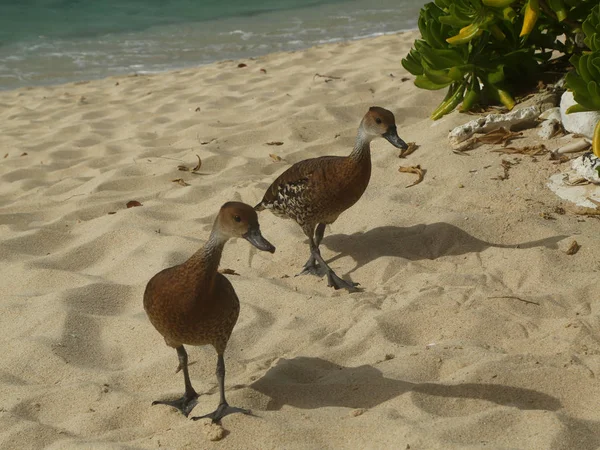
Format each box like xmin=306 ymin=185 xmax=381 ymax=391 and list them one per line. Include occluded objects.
xmin=403 ymin=0 xmax=598 ymax=122
xmin=564 ymin=4 xmax=600 ymax=156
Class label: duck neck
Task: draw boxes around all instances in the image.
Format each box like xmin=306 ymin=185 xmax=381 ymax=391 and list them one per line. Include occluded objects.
xmin=348 ymin=127 xmax=372 ymax=164
xmin=189 ymin=224 xmax=227 ymax=278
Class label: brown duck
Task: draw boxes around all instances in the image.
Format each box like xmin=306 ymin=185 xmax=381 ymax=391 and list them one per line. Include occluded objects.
xmin=143 ymin=201 xmax=275 ymax=422
xmin=255 ymin=107 xmax=407 ymax=291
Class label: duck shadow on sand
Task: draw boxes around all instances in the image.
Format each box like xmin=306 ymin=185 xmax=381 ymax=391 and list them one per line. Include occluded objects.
xmin=251 ymin=357 xmax=600 ymax=449
xmin=318 ymin=223 xmax=568 ymax=276
xmin=250 ymin=357 xmax=560 ymax=412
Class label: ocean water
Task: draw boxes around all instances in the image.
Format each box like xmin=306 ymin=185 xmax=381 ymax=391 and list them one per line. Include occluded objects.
xmin=0 ymin=0 xmax=425 ymax=91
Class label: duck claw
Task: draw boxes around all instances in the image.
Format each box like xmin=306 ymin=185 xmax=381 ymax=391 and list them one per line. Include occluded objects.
xmin=296 ymin=264 xmax=323 ymax=277
xmin=296 ymin=257 xmax=324 ymax=277
xmin=152 ymin=393 xmax=199 ymax=417
xmin=326 ymin=272 xmax=361 ymax=292
xmin=191 ymin=402 xmax=252 ymax=423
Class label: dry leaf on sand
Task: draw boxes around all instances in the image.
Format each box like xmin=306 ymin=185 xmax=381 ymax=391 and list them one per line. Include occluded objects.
xmin=178 ymin=155 xmax=202 ymax=172
xmin=172 ymin=178 xmax=190 ymax=187
xmin=398 ymin=165 xmax=425 ymax=187
xmin=219 ymin=268 xmax=240 ymax=276
xmin=476 ymin=127 xmax=522 ymax=146
xmin=192 ymin=155 xmax=202 ymax=172
xmin=493 ymin=144 xmax=547 ymax=156
xmin=399 ymin=142 xmax=419 ymax=158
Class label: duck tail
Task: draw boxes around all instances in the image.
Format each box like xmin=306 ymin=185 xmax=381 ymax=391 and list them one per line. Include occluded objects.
xmin=254 ymin=201 xmax=265 ymax=211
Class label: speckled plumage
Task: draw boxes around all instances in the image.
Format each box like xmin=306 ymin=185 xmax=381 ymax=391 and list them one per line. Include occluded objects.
xmin=143 ymin=201 xmax=275 ymax=422
xmin=256 ymin=107 xmax=408 ymax=291
xmin=256 ymin=153 xmax=371 ymax=230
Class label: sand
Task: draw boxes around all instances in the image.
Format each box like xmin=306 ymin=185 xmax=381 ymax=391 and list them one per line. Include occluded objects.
xmin=1 ymin=30 xmax=600 ymax=449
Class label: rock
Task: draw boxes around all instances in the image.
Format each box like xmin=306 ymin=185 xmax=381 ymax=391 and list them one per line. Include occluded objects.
xmin=572 ymin=152 xmax=600 ymax=184
xmin=537 ymin=106 xmax=562 ymax=140
xmin=448 ymin=106 xmax=540 ymax=147
xmin=538 ymin=118 xmax=560 ymax=139
xmin=559 ymin=91 xmax=600 ymax=139
xmin=202 ymin=422 xmax=226 ymax=441
xmin=539 ymin=107 xmax=561 ymax=121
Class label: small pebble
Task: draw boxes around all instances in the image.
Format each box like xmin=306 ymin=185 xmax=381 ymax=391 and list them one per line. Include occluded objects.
xmin=203 ymin=422 xmax=225 ymax=441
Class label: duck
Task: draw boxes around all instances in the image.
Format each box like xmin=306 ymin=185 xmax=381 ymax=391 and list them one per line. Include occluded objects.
xmin=255 ymin=106 xmax=407 ymax=292
xmin=143 ymin=201 xmax=275 ymax=422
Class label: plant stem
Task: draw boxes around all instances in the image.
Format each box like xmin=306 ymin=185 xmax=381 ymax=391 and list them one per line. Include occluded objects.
xmin=593 ymin=120 xmax=600 ymax=158
xmin=538 ymin=0 xmax=579 ymax=30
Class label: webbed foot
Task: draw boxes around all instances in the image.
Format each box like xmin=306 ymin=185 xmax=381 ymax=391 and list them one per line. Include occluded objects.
xmin=326 ymin=270 xmax=361 ymax=293
xmin=191 ymin=402 xmax=252 ymax=423
xmin=152 ymin=392 xmax=199 ymax=417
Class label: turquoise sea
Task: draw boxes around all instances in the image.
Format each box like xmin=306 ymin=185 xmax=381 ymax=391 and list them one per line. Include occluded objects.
xmin=0 ymin=0 xmax=426 ymax=91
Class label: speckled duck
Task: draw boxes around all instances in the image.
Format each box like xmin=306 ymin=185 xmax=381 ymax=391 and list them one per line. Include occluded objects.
xmin=255 ymin=107 xmax=407 ymax=291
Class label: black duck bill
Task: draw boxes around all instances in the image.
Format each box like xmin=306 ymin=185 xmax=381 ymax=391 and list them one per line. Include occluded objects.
xmin=383 ymin=125 xmax=408 ymax=150
xmin=243 ymin=227 xmax=276 ymax=253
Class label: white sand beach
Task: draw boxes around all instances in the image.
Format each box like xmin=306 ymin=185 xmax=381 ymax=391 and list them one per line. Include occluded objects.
xmin=1 ymin=31 xmax=600 ymax=449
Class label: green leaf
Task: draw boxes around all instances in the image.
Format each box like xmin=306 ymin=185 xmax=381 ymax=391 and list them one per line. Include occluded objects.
xmin=401 ymin=49 xmax=424 ymax=75
xmin=448 ymin=66 xmax=469 ymax=81
xmin=582 ymin=6 xmax=600 ymax=38
xmin=572 ymin=91 xmax=599 ymax=111
xmin=434 ymin=0 xmax=453 ymax=10
xmin=422 ymin=62 xmax=454 ymax=84
xmin=501 ymin=6 xmax=517 ymax=21
xmin=585 ymin=34 xmax=600 ymax=52
xmin=565 ymin=71 xmax=590 ymax=97
xmin=566 ymin=103 xmax=592 ymax=113
xmin=481 ymin=0 xmax=516 ymax=7
xmin=486 ymin=65 xmax=506 ymax=84
xmin=588 ymin=81 xmax=600 ymax=108
xmin=415 ymin=41 xmax=466 ymax=69
xmin=587 ymin=55 xmax=600 ymax=81
xmin=547 ymin=0 xmax=567 ymax=22
xmin=414 ymin=75 xmax=453 ymax=90
xmin=578 ymin=54 xmax=593 ymax=83
xmin=439 ymin=15 xmax=471 ymax=27
xmin=431 ymin=82 xmax=466 ymax=119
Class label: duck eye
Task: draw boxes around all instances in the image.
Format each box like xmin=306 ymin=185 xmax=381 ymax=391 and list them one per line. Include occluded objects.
xmin=233 ymin=215 xmax=241 ymax=222
xmin=375 ymin=117 xmax=382 ymax=124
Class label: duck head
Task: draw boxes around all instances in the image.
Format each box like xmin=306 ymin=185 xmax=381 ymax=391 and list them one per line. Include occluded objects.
xmin=218 ymin=202 xmax=276 ymax=253
xmin=361 ymin=106 xmax=408 ymax=150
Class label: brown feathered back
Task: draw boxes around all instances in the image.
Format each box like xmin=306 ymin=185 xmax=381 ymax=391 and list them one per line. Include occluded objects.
xmin=256 ymin=154 xmax=371 ymax=227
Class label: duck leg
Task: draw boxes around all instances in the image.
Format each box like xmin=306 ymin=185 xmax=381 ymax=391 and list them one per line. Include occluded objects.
xmin=314 ymin=222 xmax=326 ymax=247
xmin=192 ymin=354 xmax=251 ymax=423
xmin=297 ymin=223 xmax=326 ymax=276
xmin=300 ymin=224 xmax=359 ymax=292
xmin=311 ymin=247 xmax=360 ymax=292
xmin=152 ymin=345 xmax=199 ymax=417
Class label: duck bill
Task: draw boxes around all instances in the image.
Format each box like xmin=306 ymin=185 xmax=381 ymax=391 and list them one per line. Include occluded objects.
xmin=383 ymin=126 xmax=408 ymax=150
xmin=243 ymin=228 xmax=276 ymax=253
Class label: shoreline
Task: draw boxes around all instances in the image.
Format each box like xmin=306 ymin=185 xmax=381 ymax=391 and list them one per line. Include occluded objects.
xmin=1 ymin=28 xmax=418 ymax=93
